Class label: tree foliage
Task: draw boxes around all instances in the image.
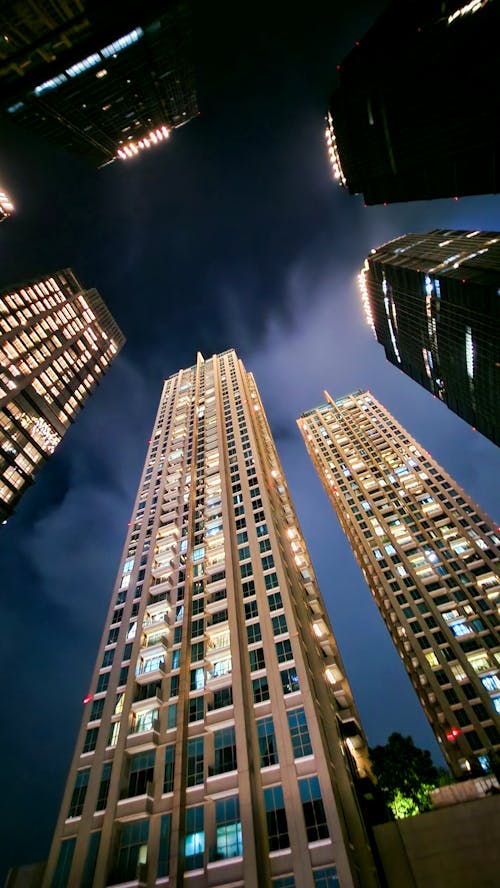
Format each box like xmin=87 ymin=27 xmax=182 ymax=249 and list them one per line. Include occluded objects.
xmin=369 ymin=733 xmax=441 ymax=819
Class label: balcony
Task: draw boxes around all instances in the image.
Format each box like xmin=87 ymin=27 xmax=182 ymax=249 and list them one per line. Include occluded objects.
xmin=142 ymin=611 xmax=169 ymax=630
xmin=135 ymin=658 xmax=166 ymax=684
xmin=126 ymin=718 xmax=160 ymax=750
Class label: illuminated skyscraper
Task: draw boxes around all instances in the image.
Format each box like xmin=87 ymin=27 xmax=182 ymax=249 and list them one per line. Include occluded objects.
xmin=0 ymin=185 xmax=14 ymax=221
xmin=299 ymin=391 xmax=500 ymax=778
xmin=359 ymin=229 xmax=500 ymax=447
xmin=0 ymin=269 xmax=124 ymax=520
xmin=325 ymin=0 xmax=500 ymax=204
xmin=43 ymin=351 xmax=377 ymax=888
xmin=0 ymin=0 xmax=197 ymax=166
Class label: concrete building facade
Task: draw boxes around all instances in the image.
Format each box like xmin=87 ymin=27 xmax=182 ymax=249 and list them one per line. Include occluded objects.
xmin=299 ymin=390 xmax=500 ymax=778
xmin=44 ymin=351 xmax=378 ymax=887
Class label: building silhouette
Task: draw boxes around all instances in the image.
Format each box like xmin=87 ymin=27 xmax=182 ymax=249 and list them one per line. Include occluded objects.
xmin=0 ymin=268 xmax=124 ymax=520
xmin=326 ymin=0 xmax=500 ymax=204
xmin=359 ymin=229 xmax=500 ymax=446
xmin=299 ymin=390 xmax=500 ymax=778
xmin=44 ymin=350 xmax=378 ymax=887
xmin=0 ymin=0 xmax=197 ymax=166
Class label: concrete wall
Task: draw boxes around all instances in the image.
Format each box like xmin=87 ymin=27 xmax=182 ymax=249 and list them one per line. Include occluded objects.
xmin=373 ymin=794 xmax=500 ymax=888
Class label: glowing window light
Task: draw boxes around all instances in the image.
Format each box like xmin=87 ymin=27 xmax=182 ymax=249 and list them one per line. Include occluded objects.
xmin=7 ymin=101 xmax=24 ymax=114
xmin=325 ymin=111 xmax=347 ymax=186
xmin=101 ymin=27 xmax=144 ymax=58
xmin=0 ymin=190 xmax=14 ymax=216
xmin=66 ymin=53 xmax=101 ymax=78
xmin=34 ymin=74 xmax=67 ymax=95
xmin=116 ymin=127 xmax=171 ymax=159
xmin=465 ymin=326 xmax=474 ymax=380
xmin=357 ymin=260 xmax=376 ymax=334
xmin=383 ymin=297 xmax=401 ymax=363
xmin=448 ymin=0 xmax=488 ymax=26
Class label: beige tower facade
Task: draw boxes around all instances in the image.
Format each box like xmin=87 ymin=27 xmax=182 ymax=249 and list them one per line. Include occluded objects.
xmin=44 ymin=351 xmax=378 ymax=888
xmin=299 ymin=390 xmax=500 ymax=778
xmin=0 ymin=269 xmax=124 ymax=520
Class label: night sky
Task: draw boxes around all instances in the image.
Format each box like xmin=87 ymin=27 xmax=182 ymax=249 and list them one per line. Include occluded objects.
xmin=0 ymin=0 xmax=499 ymax=877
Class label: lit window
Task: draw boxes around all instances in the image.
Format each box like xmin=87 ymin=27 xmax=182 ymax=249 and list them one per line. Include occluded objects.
xmin=185 ymin=806 xmax=204 ymax=870
xmin=215 ymin=797 xmax=243 ymax=859
xmin=101 ymin=28 xmax=144 ymax=58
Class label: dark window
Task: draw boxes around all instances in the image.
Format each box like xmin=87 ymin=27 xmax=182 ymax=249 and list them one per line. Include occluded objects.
xmin=276 ymin=639 xmax=293 ymax=663
xmin=187 ymin=736 xmax=204 ymax=786
xmin=212 ymin=686 xmax=233 ymax=710
xmin=123 ymin=643 xmax=133 ymax=661
xmin=127 ymin=749 xmax=154 ymax=797
xmin=52 ymin=838 xmax=76 ymax=888
xmin=265 ymin=572 xmax=279 ymax=590
xmin=118 ymin=666 xmax=129 ymax=686
xmin=455 ymin=709 xmax=470 ymax=727
xmin=68 ymin=768 xmax=90 ymax=818
xmin=257 ymin=716 xmax=278 ymax=767
xmin=299 ymin=776 xmax=329 ymax=842
xmin=191 ymin=641 xmax=204 ymax=662
xmin=313 ymin=866 xmax=339 ymax=887
xmin=90 ymin=698 xmax=104 ymax=721
xmin=249 ymin=647 xmax=266 ymax=672
xmin=164 ymin=744 xmax=175 ymax=793
xmin=247 ymin=623 xmax=262 ymax=645
xmin=287 ymin=707 xmax=313 ymax=758
xmin=245 ymin=600 xmax=258 ymax=620
xmin=114 ymin=819 xmax=149 ymax=881
xmin=253 ymin=676 xmax=270 ymax=703
xmin=96 ymin=763 xmax=112 ymax=811
xmin=102 ymin=649 xmax=115 ymax=668
xmin=264 ymin=785 xmax=289 ymax=851
xmin=213 ymin=726 xmax=237 ymax=774
xmin=272 ymin=614 xmax=288 ymax=636
xmin=268 ymin=591 xmax=283 ymax=611
xmin=189 ymin=696 xmax=204 ymax=722
xmin=158 ymin=814 xmax=171 ymax=878
xmin=83 ymin=728 xmax=98 ymax=754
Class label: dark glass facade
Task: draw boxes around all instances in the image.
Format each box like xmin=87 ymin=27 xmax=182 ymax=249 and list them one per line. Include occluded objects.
xmin=326 ymin=0 xmax=500 ymax=204
xmin=0 ymin=0 xmax=197 ymax=166
xmin=359 ymin=229 xmax=500 ymax=446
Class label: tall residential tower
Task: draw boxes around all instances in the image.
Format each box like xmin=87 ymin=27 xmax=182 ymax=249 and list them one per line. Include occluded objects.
xmin=0 ymin=269 xmax=124 ymax=520
xmin=359 ymin=229 xmax=500 ymax=446
xmin=299 ymin=391 xmax=500 ymax=778
xmin=43 ymin=350 xmax=377 ymax=888
xmin=326 ymin=0 xmax=500 ymax=204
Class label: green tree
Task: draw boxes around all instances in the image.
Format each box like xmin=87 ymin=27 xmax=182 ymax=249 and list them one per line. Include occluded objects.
xmin=369 ymin=733 xmax=442 ymax=819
